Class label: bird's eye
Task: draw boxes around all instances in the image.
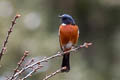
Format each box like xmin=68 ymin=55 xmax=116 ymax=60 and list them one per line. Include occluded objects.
xmin=63 ymin=17 xmax=67 ymax=20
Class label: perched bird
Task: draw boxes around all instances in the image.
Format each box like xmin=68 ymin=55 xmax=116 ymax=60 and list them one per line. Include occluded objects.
xmin=59 ymin=14 xmax=79 ymax=72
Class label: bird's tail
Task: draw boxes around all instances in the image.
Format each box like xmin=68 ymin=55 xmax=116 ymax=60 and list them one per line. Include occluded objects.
xmin=61 ymin=53 xmax=70 ymax=72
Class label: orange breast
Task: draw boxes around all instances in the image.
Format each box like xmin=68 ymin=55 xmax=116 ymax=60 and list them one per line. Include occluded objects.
xmin=59 ymin=24 xmax=79 ymax=47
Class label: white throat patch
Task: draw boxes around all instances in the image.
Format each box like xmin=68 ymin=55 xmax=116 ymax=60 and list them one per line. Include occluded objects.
xmin=61 ymin=23 xmax=66 ymax=26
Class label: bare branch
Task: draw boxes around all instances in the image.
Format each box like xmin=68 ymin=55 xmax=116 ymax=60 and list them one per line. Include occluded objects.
xmin=0 ymin=14 xmax=21 ymax=61
xmin=8 ymin=42 xmax=92 ymax=80
xmin=8 ymin=51 xmax=29 ymax=80
xmin=20 ymin=65 xmax=43 ymax=80
xmin=25 ymin=58 xmax=34 ymax=67
xmin=43 ymin=67 xmax=66 ymax=80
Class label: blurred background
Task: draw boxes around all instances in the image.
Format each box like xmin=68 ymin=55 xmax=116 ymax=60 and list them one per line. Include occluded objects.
xmin=0 ymin=0 xmax=120 ymax=80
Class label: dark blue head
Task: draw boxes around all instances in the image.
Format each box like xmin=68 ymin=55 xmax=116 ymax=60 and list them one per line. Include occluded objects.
xmin=59 ymin=14 xmax=75 ymax=25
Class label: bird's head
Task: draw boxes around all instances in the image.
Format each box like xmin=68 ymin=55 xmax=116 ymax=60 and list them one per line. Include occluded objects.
xmin=59 ymin=14 xmax=75 ymax=25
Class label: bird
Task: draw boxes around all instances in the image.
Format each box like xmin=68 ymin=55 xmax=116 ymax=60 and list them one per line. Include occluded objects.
xmin=58 ymin=14 xmax=79 ymax=72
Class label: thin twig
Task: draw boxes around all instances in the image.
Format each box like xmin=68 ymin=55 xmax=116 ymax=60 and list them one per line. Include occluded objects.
xmin=25 ymin=58 xmax=34 ymax=67
xmin=43 ymin=67 xmax=66 ymax=80
xmin=9 ymin=42 xmax=92 ymax=79
xmin=8 ymin=51 xmax=29 ymax=80
xmin=20 ymin=65 xmax=43 ymax=80
xmin=0 ymin=14 xmax=21 ymax=61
